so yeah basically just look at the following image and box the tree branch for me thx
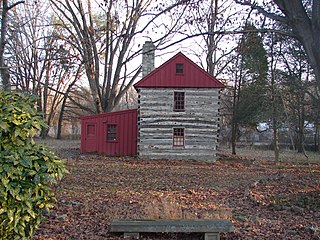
[234,0,288,24]
[7,0,25,10]
[157,28,295,51]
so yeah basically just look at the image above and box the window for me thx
[173,128,184,146]
[107,124,117,142]
[176,63,184,74]
[174,92,185,111]
[87,124,96,136]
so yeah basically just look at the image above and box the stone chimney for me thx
[142,41,155,78]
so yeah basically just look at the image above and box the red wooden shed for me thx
[80,109,138,156]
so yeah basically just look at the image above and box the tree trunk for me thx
[231,55,242,155]
[56,94,67,140]
[231,70,238,155]
[57,67,80,139]
[206,0,218,76]
[272,119,280,163]
[0,0,25,90]
[281,95,296,150]
[271,95,280,163]
[296,112,304,153]
[231,118,237,155]
[316,127,318,152]
[318,125,320,153]
[295,90,305,152]
[0,0,11,90]
[267,0,320,89]
[270,31,280,163]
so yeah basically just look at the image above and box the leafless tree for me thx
[184,0,242,77]
[0,0,25,90]
[49,0,191,113]
[7,1,82,137]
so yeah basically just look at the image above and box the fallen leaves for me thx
[32,146,320,240]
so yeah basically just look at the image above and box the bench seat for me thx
[109,219,234,240]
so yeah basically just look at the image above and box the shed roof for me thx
[134,52,224,88]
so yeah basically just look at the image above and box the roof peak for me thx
[134,52,225,89]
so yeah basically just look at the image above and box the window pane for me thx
[107,124,117,141]
[176,63,184,74]
[173,128,184,146]
[174,92,185,111]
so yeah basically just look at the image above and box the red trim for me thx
[173,128,184,147]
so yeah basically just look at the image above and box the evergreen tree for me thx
[237,22,268,126]
[230,22,268,154]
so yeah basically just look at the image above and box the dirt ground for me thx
[33,139,320,240]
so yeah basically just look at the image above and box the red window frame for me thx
[174,92,185,111]
[107,124,117,142]
[173,128,184,147]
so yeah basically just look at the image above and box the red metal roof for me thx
[134,52,225,88]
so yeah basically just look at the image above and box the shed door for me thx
[84,122,98,152]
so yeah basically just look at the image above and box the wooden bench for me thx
[109,219,234,240]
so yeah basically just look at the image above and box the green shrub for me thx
[0,91,68,239]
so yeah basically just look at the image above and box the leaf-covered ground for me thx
[33,141,320,240]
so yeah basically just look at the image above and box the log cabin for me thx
[81,42,224,161]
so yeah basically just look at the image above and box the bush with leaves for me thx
[0,91,68,239]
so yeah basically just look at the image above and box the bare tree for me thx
[49,0,190,113]
[185,0,242,77]
[0,0,25,90]
[7,1,82,137]
[56,64,83,139]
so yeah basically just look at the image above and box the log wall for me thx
[137,88,221,161]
